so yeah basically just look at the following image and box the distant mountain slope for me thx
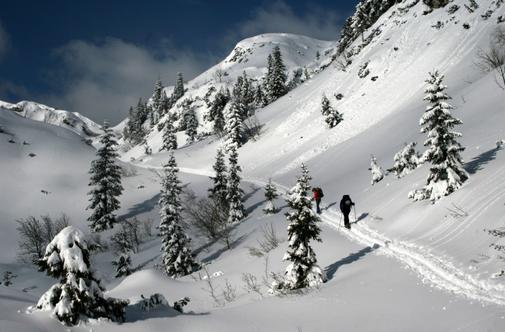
[0,100,103,138]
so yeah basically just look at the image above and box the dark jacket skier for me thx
[340,195,354,229]
[312,187,324,214]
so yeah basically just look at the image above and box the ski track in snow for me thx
[138,165,505,306]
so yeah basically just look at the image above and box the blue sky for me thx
[0,0,356,123]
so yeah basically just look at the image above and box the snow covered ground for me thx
[2,0,505,331]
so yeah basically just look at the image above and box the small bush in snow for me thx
[2,271,17,286]
[369,155,385,185]
[36,226,128,326]
[112,253,132,278]
[263,179,279,214]
[389,142,421,178]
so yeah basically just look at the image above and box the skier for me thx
[340,194,355,229]
[312,187,324,214]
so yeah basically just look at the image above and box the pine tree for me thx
[87,123,123,232]
[274,164,324,291]
[124,99,148,145]
[2,271,16,286]
[206,88,230,135]
[370,155,385,185]
[160,113,178,151]
[173,72,185,102]
[183,103,198,144]
[150,79,164,125]
[263,179,279,214]
[112,253,132,278]
[224,101,244,149]
[232,71,256,119]
[209,148,228,205]
[390,142,420,178]
[267,46,287,101]
[409,71,468,202]
[226,143,245,225]
[321,94,343,128]
[254,84,268,108]
[159,153,199,277]
[36,226,127,326]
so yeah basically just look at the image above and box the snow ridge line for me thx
[159,166,505,306]
[245,176,505,306]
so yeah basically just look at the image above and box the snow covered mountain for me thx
[0,100,103,138]
[3,0,505,331]
[120,33,334,156]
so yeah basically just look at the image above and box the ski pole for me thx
[353,205,357,223]
[339,213,343,227]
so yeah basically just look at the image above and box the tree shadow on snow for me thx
[243,185,261,202]
[118,193,160,221]
[246,199,268,215]
[324,202,337,210]
[324,244,380,281]
[464,146,501,175]
[123,304,208,323]
[201,233,250,264]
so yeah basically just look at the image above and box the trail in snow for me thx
[139,164,505,306]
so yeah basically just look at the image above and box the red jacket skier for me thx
[312,187,324,214]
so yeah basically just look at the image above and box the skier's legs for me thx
[344,213,350,229]
[316,199,321,214]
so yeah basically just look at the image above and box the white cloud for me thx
[229,1,343,42]
[43,38,214,124]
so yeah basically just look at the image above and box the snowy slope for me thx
[0,100,103,138]
[121,33,334,157]
[133,0,505,294]
[3,1,505,331]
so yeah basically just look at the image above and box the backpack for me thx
[317,188,324,198]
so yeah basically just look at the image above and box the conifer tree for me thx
[224,101,244,149]
[390,142,420,178]
[321,94,343,128]
[173,72,185,102]
[226,143,245,225]
[232,71,256,119]
[370,155,385,185]
[36,226,127,326]
[409,71,468,202]
[112,253,132,278]
[87,123,123,232]
[274,164,324,291]
[151,79,164,125]
[209,148,228,205]
[206,88,230,135]
[160,113,178,152]
[183,104,198,144]
[254,84,268,108]
[267,46,287,101]
[124,98,148,145]
[263,179,279,214]
[159,153,199,277]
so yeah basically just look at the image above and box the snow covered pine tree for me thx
[409,71,468,202]
[87,122,123,232]
[183,103,198,144]
[273,164,325,291]
[390,142,420,178]
[159,153,199,277]
[36,226,127,326]
[321,94,343,129]
[209,147,228,205]
[160,113,178,152]
[263,178,279,214]
[226,143,245,225]
[266,46,287,102]
[370,154,385,185]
